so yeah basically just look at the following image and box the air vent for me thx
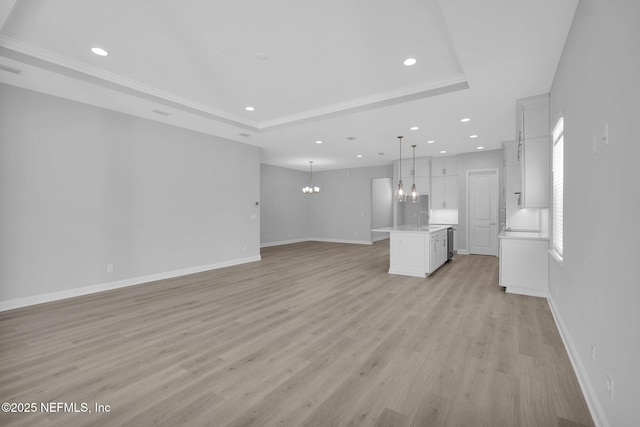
[238,133,251,137]
[0,64,22,75]
[151,109,170,116]
[346,136,357,141]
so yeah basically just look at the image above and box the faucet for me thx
[418,210,429,229]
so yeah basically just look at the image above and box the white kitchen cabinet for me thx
[398,156,430,180]
[429,229,448,273]
[431,175,458,209]
[499,233,549,297]
[395,157,431,191]
[431,156,457,177]
[376,226,449,278]
[430,155,458,209]
[516,94,550,208]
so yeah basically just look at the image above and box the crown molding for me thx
[0,35,260,131]
[1,34,468,133]
[257,74,469,131]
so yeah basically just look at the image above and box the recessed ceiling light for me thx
[470,134,478,138]
[245,106,255,111]
[427,140,435,144]
[477,146,484,150]
[410,126,419,131]
[346,136,357,141]
[461,117,471,122]
[356,154,363,158]
[91,47,109,56]
[315,140,323,144]
[403,58,417,66]
[440,150,447,154]
[378,153,385,156]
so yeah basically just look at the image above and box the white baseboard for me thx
[260,238,307,248]
[372,235,390,242]
[261,238,375,247]
[309,238,373,246]
[456,249,469,255]
[547,295,609,427]
[0,255,262,312]
[506,286,547,298]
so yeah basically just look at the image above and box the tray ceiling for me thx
[0,0,578,171]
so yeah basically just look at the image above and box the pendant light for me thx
[302,161,320,194]
[409,144,420,203]
[395,136,406,202]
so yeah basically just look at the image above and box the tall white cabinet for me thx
[516,94,550,208]
[430,157,458,209]
[499,93,551,298]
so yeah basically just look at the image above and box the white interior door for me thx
[468,169,499,255]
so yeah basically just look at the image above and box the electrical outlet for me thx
[591,344,596,364]
[606,372,614,401]
[107,264,114,273]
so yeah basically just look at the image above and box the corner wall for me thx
[260,164,309,246]
[0,84,261,308]
[309,165,393,244]
[260,164,393,246]
[548,1,640,426]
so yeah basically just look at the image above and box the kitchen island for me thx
[372,225,450,278]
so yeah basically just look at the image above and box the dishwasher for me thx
[447,227,455,261]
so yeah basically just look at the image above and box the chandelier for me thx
[302,161,320,194]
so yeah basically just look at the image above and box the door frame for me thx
[466,168,500,256]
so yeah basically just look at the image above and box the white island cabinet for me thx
[372,225,450,278]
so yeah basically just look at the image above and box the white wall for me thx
[260,164,309,246]
[0,84,260,307]
[454,149,504,252]
[371,177,393,241]
[309,165,392,244]
[260,164,392,245]
[548,1,640,426]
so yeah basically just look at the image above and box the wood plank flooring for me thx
[0,240,594,426]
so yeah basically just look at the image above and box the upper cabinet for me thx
[394,156,431,195]
[399,156,430,179]
[516,94,550,208]
[430,156,457,177]
[430,156,458,209]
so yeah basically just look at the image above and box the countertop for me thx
[499,230,549,240]
[372,225,451,234]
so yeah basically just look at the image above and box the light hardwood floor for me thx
[0,240,593,426]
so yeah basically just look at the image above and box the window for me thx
[552,116,564,261]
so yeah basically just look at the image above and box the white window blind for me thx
[552,117,564,258]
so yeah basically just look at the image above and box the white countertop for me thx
[499,230,549,240]
[372,225,451,234]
